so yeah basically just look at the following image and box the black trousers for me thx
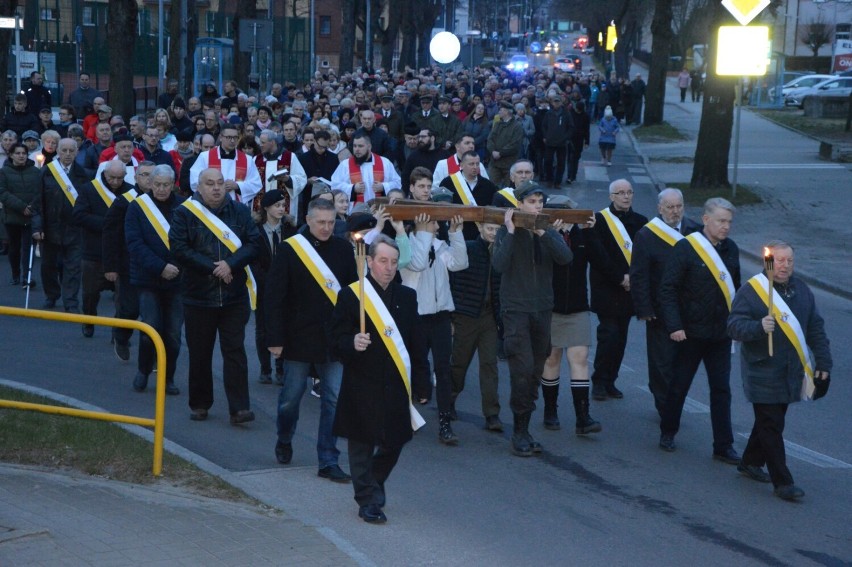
[81,258,114,318]
[591,314,632,387]
[254,293,283,376]
[347,439,403,508]
[543,145,567,184]
[567,141,583,182]
[40,233,82,311]
[646,318,678,415]
[5,223,32,281]
[184,301,251,415]
[410,311,452,411]
[113,275,140,346]
[660,337,734,453]
[742,403,794,488]
[503,309,551,415]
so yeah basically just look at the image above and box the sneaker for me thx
[607,161,612,166]
[114,341,130,362]
[310,377,321,398]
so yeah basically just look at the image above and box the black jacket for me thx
[552,225,608,315]
[169,194,259,307]
[0,159,40,226]
[659,234,740,341]
[589,204,648,317]
[250,219,297,299]
[629,216,703,319]
[330,275,418,448]
[439,174,499,240]
[72,177,135,262]
[1,110,39,138]
[401,148,448,194]
[102,187,143,275]
[125,193,186,290]
[541,106,575,147]
[450,236,502,327]
[264,225,358,363]
[32,161,89,244]
[570,108,591,148]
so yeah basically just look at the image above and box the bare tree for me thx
[340,0,356,73]
[644,0,674,125]
[107,0,138,119]
[799,18,835,57]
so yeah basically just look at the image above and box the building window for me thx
[83,7,96,26]
[319,16,331,37]
[40,9,58,21]
[838,24,851,41]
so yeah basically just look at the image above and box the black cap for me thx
[172,98,186,109]
[113,132,134,143]
[39,106,52,113]
[437,95,451,104]
[403,121,420,136]
[514,180,547,203]
[345,213,377,233]
[420,95,433,102]
[261,189,285,208]
[380,94,393,102]
[499,101,514,111]
[176,130,194,142]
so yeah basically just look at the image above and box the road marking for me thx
[736,434,852,469]
[728,164,846,170]
[584,165,611,182]
[628,167,644,173]
[632,175,652,185]
[636,385,708,413]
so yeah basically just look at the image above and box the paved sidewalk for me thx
[0,463,355,566]
[626,62,852,299]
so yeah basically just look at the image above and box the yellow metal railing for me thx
[0,306,167,476]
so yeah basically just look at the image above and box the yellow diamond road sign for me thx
[722,0,770,26]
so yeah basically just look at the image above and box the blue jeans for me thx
[276,360,343,468]
[138,287,183,382]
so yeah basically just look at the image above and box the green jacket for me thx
[486,117,524,167]
[0,159,40,226]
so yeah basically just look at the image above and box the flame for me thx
[763,247,770,258]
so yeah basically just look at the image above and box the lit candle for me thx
[36,154,45,168]
[763,247,774,357]
[353,233,366,334]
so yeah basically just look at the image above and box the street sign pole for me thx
[14,15,22,94]
[732,77,743,199]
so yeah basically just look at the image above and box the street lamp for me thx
[430,31,461,95]
[466,30,481,72]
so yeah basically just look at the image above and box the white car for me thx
[553,57,575,72]
[785,76,852,108]
[769,74,833,99]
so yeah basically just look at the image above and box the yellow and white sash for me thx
[350,279,426,431]
[497,187,518,207]
[47,161,78,206]
[686,232,735,310]
[121,188,139,203]
[286,234,341,305]
[645,217,683,247]
[747,274,816,400]
[136,194,170,250]
[600,208,633,264]
[92,179,116,208]
[449,172,477,206]
[181,199,258,310]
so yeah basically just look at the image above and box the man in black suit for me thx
[438,151,498,240]
[378,94,404,144]
[329,234,419,524]
[630,188,702,416]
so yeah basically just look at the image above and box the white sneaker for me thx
[607,161,612,166]
[310,377,321,398]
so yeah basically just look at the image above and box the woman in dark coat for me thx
[0,144,40,285]
[728,241,832,501]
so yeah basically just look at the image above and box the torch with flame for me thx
[764,247,774,357]
[353,232,366,334]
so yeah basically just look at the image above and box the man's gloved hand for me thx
[812,370,830,401]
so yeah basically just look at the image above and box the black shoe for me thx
[738,463,771,483]
[713,446,740,465]
[358,504,387,524]
[230,410,255,425]
[438,412,458,445]
[82,324,94,338]
[605,384,624,399]
[190,408,208,421]
[527,434,543,454]
[165,381,180,396]
[659,434,676,452]
[42,298,57,309]
[592,383,607,401]
[485,415,504,432]
[275,372,284,386]
[9,277,20,285]
[543,406,560,430]
[774,484,804,501]
[275,441,293,464]
[114,341,130,362]
[23,280,35,289]
[132,372,148,392]
[318,464,352,483]
[511,434,533,457]
[258,372,272,384]
[512,413,533,457]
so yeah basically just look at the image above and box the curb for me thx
[0,379,375,567]
[626,126,852,302]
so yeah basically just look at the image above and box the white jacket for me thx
[401,229,469,315]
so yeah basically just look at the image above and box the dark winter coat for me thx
[541,106,575,147]
[552,225,608,315]
[659,234,741,341]
[728,274,831,404]
[72,177,135,262]
[450,236,502,327]
[125,193,186,289]
[32,161,89,244]
[250,219,297,300]
[0,159,40,225]
[169,194,259,307]
[629,216,703,319]
[330,275,418,448]
[1,110,39,138]
[103,188,143,275]
[589,204,648,317]
[263,225,358,363]
[486,118,524,167]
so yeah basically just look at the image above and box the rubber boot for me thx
[541,377,561,430]
[438,411,458,445]
[572,385,602,435]
[511,413,533,457]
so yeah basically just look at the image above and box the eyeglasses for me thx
[661,203,683,211]
[611,191,634,197]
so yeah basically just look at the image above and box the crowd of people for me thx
[0,61,833,522]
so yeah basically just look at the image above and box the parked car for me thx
[506,54,530,73]
[771,74,834,100]
[785,76,852,108]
